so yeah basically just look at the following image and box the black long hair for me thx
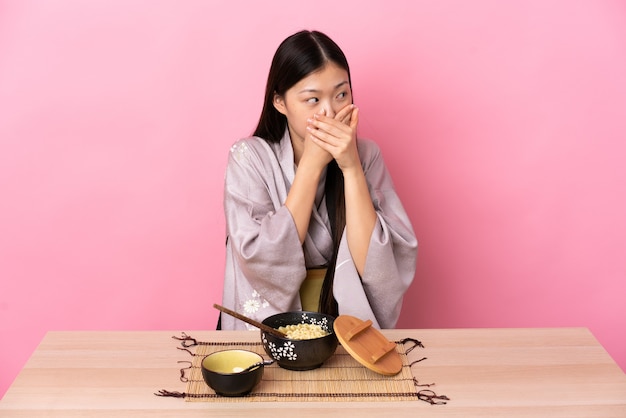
[253,30,351,317]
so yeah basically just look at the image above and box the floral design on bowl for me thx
[264,340,297,361]
[301,312,330,329]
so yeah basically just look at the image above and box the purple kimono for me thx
[221,129,417,330]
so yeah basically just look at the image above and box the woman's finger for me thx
[335,104,354,125]
[350,106,359,130]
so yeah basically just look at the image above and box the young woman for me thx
[220,30,417,330]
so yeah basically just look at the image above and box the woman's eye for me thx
[337,92,347,100]
[306,97,318,104]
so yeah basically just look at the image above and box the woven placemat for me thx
[156,333,449,403]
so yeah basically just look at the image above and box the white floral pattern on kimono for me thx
[240,290,270,330]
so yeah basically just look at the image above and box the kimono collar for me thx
[274,128,296,183]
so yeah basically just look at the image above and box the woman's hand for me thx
[306,104,361,173]
[299,110,334,170]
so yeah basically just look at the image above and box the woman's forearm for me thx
[342,164,377,275]
[284,162,323,244]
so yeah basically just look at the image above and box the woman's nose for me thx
[320,104,335,118]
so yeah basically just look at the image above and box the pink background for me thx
[1,0,625,398]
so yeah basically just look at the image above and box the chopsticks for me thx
[213,303,287,338]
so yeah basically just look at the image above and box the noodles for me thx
[277,323,329,340]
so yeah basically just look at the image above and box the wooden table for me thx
[1,328,625,417]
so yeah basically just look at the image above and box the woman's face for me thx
[273,62,352,145]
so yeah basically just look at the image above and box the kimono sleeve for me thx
[223,139,306,308]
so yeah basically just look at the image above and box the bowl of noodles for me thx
[260,311,338,371]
